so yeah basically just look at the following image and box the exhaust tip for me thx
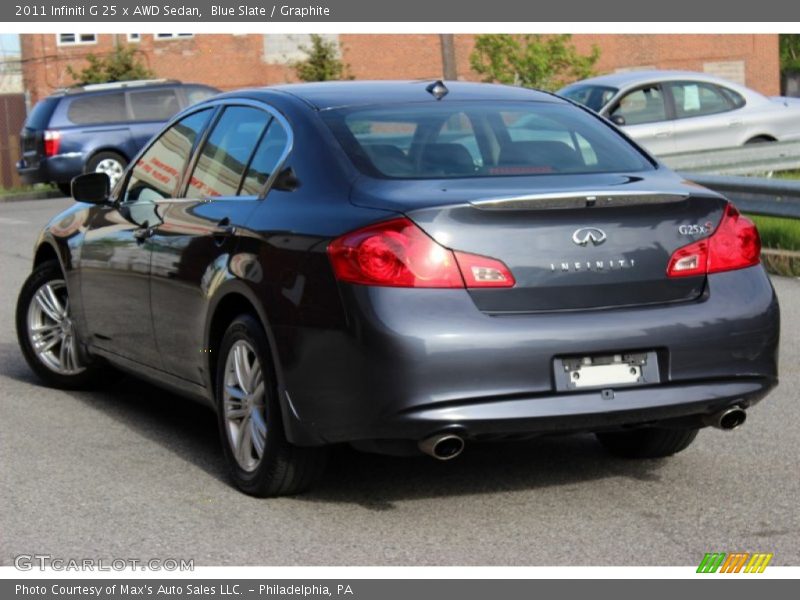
[419,434,465,460]
[705,406,747,431]
[718,407,747,430]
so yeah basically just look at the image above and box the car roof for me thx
[256,80,563,110]
[50,80,214,99]
[561,70,753,92]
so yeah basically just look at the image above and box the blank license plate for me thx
[554,352,659,391]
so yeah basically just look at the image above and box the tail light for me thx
[43,130,61,157]
[667,204,760,278]
[327,217,515,289]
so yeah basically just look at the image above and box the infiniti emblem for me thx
[572,227,607,246]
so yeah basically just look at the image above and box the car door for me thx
[78,108,214,367]
[665,81,742,153]
[607,84,675,156]
[148,103,289,383]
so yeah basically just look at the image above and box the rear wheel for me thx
[596,427,698,459]
[744,136,776,145]
[16,260,100,388]
[86,151,127,188]
[216,314,327,496]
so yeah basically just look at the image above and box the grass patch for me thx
[774,170,800,180]
[746,213,800,276]
[0,183,56,198]
[748,214,800,252]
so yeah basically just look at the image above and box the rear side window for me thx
[240,119,289,195]
[186,106,271,198]
[124,109,212,202]
[323,101,653,179]
[129,89,181,121]
[24,97,59,130]
[668,82,734,118]
[67,92,126,125]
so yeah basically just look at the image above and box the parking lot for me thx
[1,196,799,566]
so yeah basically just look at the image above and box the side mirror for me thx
[610,114,626,127]
[71,173,110,204]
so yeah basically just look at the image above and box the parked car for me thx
[16,81,779,497]
[558,70,800,155]
[16,79,219,195]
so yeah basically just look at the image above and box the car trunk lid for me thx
[350,173,728,312]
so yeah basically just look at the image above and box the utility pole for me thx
[439,34,457,80]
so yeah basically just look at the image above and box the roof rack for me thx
[57,78,181,95]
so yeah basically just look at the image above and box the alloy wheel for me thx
[222,340,268,472]
[26,279,84,375]
[94,158,124,187]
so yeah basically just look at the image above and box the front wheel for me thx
[216,314,327,497]
[595,427,698,459]
[16,260,100,388]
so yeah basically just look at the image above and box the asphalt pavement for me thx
[1,197,798,566]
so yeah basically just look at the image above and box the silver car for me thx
[559,70,800,156]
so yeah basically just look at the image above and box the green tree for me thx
[780,34,800,72]
[67,44,154,85]
[470,34,600,91]
[292,35,351,82]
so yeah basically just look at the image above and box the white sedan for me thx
[558,70,800,156]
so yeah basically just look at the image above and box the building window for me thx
[154,33,194,41]
[263,34,339,64]
[127,34,141,43]
[57,34,98,46]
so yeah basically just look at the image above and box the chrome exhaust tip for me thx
[705,406,747,431]
[418,433,465,460]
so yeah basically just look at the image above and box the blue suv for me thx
[17,79,219,195]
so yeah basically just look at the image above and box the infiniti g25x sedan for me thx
[16,81,780,496]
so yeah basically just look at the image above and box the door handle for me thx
[654,130,672,138]
[212,218,236,246]
[212,217,236,237]
[133,227,154,243]
[728,120,743,127]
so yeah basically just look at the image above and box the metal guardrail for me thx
[664,140,800,175]
[682,173,800,219]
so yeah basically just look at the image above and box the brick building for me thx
[20,33,780,104]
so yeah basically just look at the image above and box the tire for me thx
[744,136,775,145]
[86,151,127,188]
[595,427,699,459]
[56,182,72,197]
[215,314,327,497]
[16,260,101,389]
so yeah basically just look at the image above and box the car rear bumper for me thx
[276,265,780,446]
[17,153,84,185]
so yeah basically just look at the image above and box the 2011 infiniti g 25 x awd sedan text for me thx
[16,81,780,496]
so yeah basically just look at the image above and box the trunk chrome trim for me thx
[470,190,690,210]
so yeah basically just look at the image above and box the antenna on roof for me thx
[426,80,449,100]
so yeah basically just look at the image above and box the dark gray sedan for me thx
[16,81,779,496]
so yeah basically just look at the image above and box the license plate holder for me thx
[554,351,660,391]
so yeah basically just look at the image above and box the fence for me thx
[0,93,26,189]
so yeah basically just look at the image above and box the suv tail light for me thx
[327,217,515,289]
[43,130,61,157]
[667,204,760,278]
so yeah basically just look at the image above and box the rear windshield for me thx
[322,101,652,180]
[559,85,618,112]
[24,97,59,130]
